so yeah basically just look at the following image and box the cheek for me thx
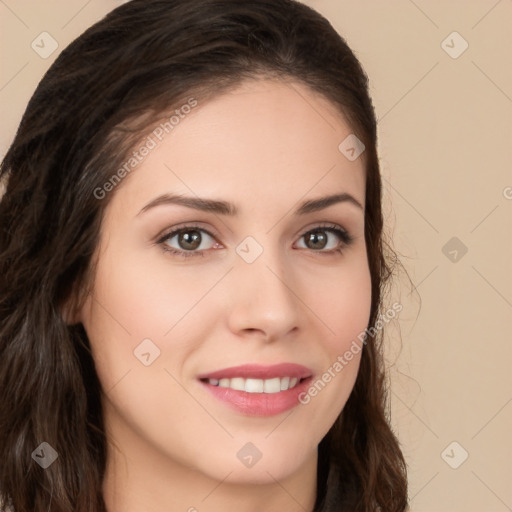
[87,245,218,338]
[81,246,226,388]
[309,253,372,352]
[299,254,371,412]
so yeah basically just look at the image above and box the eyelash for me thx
[156,223,354,259]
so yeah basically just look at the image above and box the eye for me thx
[157,225,221,258]
[295,224,353,255]
[156,222,354,259]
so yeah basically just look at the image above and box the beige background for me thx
[1,1,511,510]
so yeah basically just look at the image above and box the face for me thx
[78,78,371,487]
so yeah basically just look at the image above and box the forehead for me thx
[107,78,366,217]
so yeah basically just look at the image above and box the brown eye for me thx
[296,225,353,254]
[175,229,202,250]
[304,230,328,250]
[159,226,218,257]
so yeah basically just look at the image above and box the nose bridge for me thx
[227,237,301,339]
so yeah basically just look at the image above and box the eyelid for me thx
[296,222,354,250]
[297,222,351,239]
[155,223,222,259]
[155,222,220,244]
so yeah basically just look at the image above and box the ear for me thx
[61,295,82,325]
[60,282,87,326]
[61,300,82,325]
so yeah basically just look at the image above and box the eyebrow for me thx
[137,192,363,217]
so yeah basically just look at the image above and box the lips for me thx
[197,363,314,417]
[197,363,313,381]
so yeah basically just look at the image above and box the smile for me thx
[201,376,305,393]
[197,363,314,416]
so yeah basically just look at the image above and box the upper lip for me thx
[197,363,313,381]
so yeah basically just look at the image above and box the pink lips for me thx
[197,363,314,417]
[197,363,313,381]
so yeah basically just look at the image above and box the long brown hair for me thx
[0,1,408,510]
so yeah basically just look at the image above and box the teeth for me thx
[208,376,303,393]
[263,377,280,393]
[230,377,245,391]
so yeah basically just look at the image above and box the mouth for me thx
[196,363,314,417]
[199,375,309,393]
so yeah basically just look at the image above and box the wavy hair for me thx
[0,0,408,510]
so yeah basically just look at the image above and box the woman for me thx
[0,0,408,510]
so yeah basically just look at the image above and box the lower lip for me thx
[198,377,313,417]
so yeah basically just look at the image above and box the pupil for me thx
[180,230,201,250]
[308,231,326,250]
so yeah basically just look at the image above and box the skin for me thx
[75,77,372,512]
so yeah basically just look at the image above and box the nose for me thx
[226,245,301,343]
